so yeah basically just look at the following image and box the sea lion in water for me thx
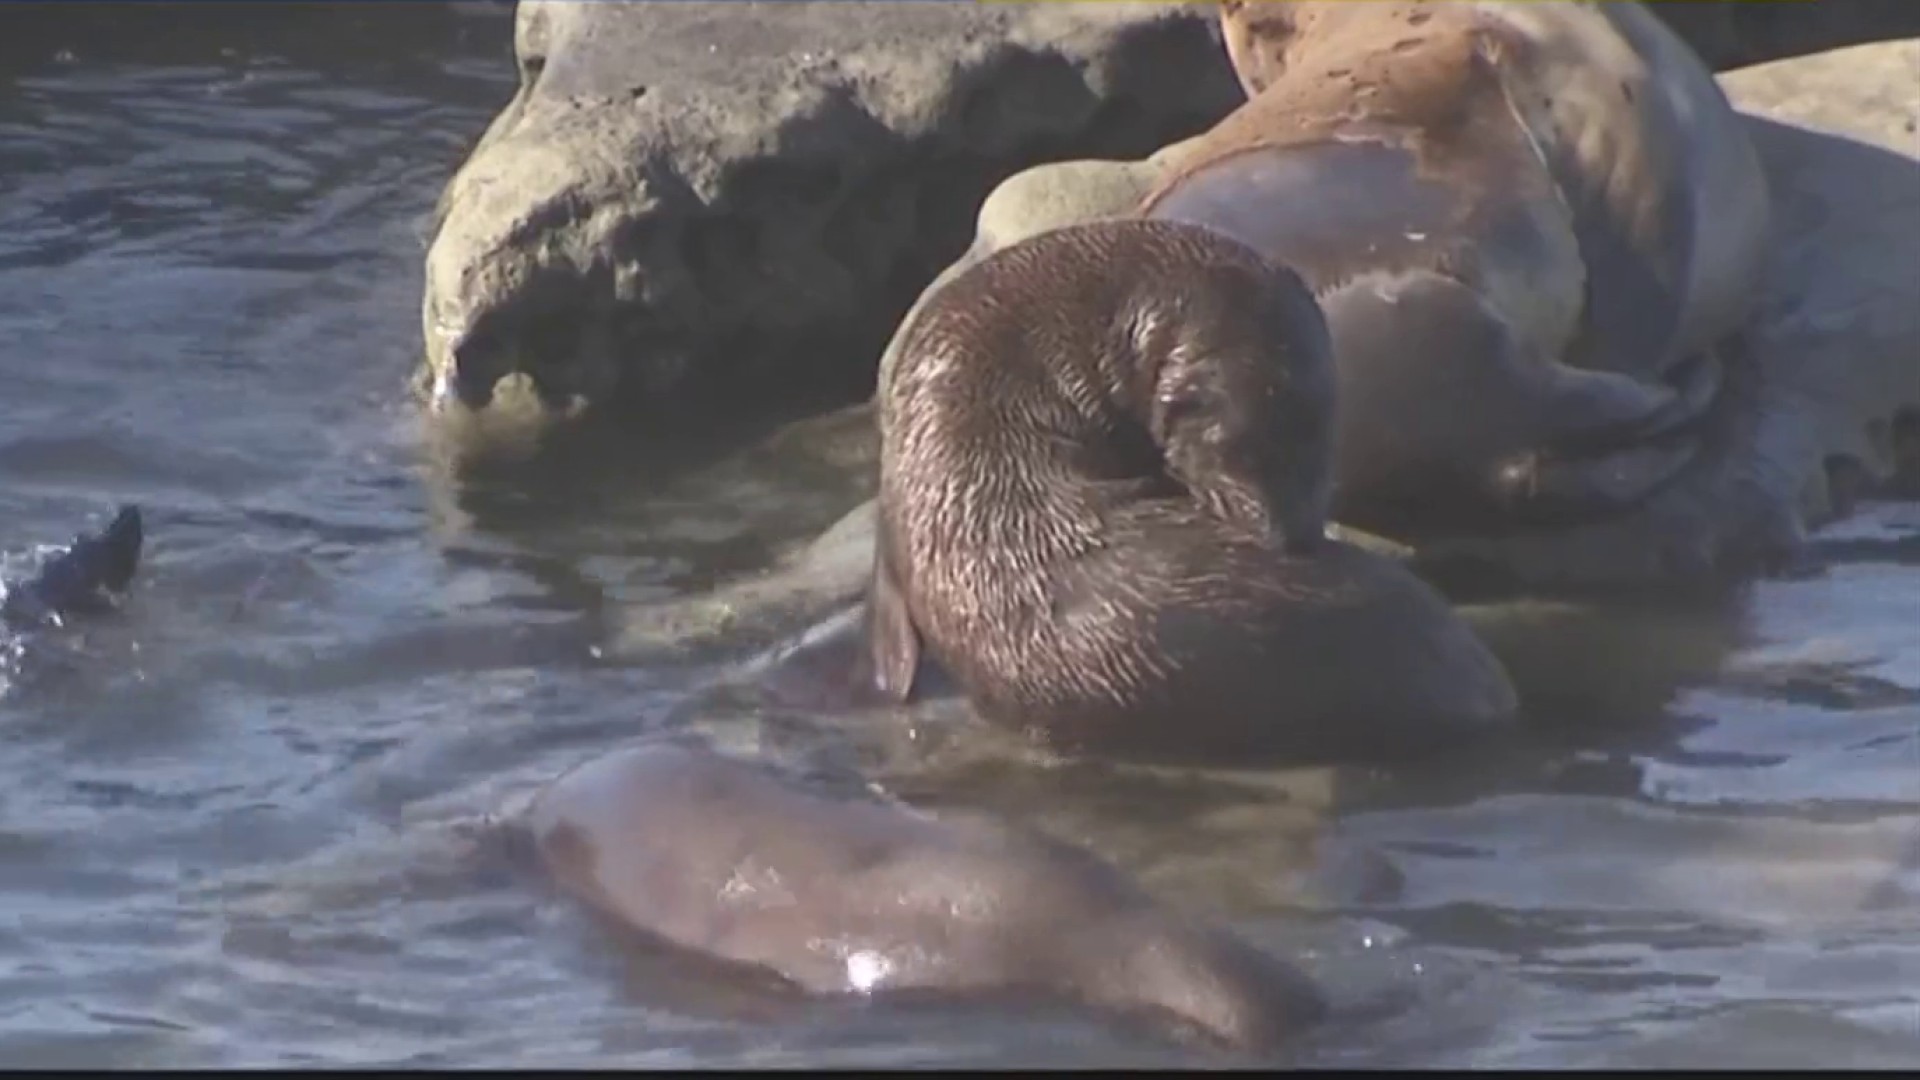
[1,505,143,631]
[1154,0,1773,550]
[868,218,1516,763]
[528,741,1328,1053]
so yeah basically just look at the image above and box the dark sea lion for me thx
[868,218,1516,763]
[1,504,144,631]
[1155,1,1771,550]
[528,741,1328,1053]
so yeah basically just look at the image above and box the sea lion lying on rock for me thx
[1153,0,1779,576]
[867,218,1515,763]
[527,740,1329,1054]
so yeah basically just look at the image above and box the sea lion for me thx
[868,218,1516,763]
[1153,0,1773,552]
[1,504,143,631]
[528,740,1328,1053]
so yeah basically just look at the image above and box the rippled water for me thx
[0,9,1914,1069]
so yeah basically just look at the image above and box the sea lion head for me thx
[1125,243,1337,551]
[1087,913,1329,1054]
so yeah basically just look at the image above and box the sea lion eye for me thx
[1156,381,1210,430]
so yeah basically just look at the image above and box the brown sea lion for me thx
[1155,0,1773,553]
[867,218,1516,763]
[2,505,143,632]
[528,741,1328,1053]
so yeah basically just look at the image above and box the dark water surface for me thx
[0,7,1915,1069]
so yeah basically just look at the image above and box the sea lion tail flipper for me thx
[864,542,921,703]
[1494,359,1719,515]
[1528,348,1719,456]
[1321,271,1703,524]
[83,504,144,593]
[2,503,144,627]
[55,503,143,597]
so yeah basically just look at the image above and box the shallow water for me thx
[0,9,1915,1069]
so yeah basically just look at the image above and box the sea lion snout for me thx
[1139,260,1337,549]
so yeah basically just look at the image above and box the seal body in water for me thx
[1,505,143,631]
[1151,0,1773,552]
[528,741,1328,1053]
[867,218,1516,763]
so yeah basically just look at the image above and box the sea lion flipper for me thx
[1487,355,1724,517]
[864,540,921,703]
[2,503,145,630]
[1525,349,1726,451]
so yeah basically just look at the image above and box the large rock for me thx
[419,1,1920,438]
[419,0,1242,428]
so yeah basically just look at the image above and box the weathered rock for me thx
[420,0,1243,427]
[419,1,1920,439]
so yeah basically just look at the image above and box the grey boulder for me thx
[419,0,1240,426]
[608,38,1920,657]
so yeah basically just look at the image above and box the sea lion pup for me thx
[528,741,1327,1053]
[1155,0,1773,554]
[1,505,143,631]
[867,218,1516,763]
